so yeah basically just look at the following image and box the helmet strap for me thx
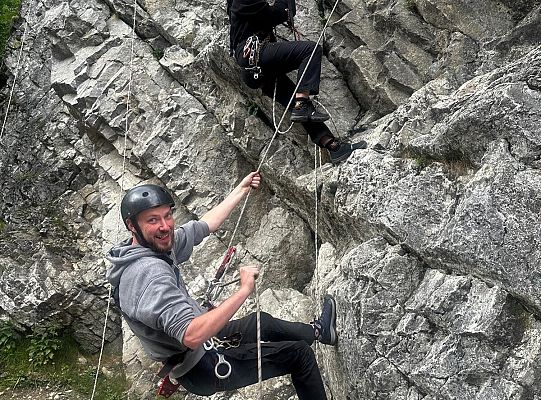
[131,219,151,248]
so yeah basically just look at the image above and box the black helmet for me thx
[121,184,175,228]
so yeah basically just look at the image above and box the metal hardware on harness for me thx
[243,35,262,79]
[203,334,242,380]
[203,246,237,309]
[215,353,232,379]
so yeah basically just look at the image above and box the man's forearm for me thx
[182,287,251,349]
[200,184,249,232]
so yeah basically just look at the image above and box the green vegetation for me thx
[152,47,165,60]
[0,0,21,61]
[414,155,430,170]
[28,324,62,367]
[0,322,127,400]
[247,100,259,116]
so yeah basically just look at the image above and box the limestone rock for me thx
[1,0,541,398]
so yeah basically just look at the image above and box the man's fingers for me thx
[250,173,261,189]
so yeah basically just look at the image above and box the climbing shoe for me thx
[313,295,337,346]
[328,140,368,164]
[290,98,329,123]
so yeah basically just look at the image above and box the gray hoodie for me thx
[106,219,210,376]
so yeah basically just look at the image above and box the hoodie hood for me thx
[106,238,165,287]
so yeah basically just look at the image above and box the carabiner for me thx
[214,353,232,379]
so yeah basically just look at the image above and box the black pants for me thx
[237,40,334,145]
[178,312,327,400]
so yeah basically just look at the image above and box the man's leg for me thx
[261,74,368,163]
[178,298,338,398]
[259,41,329,123]
[218,311,315,345]
[179,341,328,400]
[259,40,322,95]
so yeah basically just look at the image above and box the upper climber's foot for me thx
[328,140,368,164]
[291,99,329,123]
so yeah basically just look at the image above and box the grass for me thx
[0,326,127,400]
[0,0,21,62]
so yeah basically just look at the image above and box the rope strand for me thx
[226,0,342,250]
[256,0,341,171]
[255,283,263,399]
[90,0,138,397]
[1,20,28,139]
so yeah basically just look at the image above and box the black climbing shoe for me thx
[313,295,337,346]
[290,99,329,123]
[328,140,368,164]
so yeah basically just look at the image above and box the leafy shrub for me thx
[0,0,21,61]
[28,324,61,367]
[0,321,19,352]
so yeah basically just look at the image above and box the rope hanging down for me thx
[205,0,342,305]
[0,18,29,140]
[206,0,343,392]
[209,0,340,284]
[91,1,138,398]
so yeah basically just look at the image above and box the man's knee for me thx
[292,340,317,360]
[303,41,322,56]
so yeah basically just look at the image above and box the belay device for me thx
[202,246,238,309]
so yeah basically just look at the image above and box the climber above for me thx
[106,174,338,399]
[228,0,367,164]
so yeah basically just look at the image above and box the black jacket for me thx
[228,0,293,57]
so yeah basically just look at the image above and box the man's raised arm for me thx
[200,171,260,233]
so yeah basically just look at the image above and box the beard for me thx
[147,231,174,253]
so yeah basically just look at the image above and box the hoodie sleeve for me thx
[172,220,210,264]
[123,259,198,346]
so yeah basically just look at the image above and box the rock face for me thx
[1,0,540,398]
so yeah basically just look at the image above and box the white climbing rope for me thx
[0,19,28,139]
[226,0,342,251]
[90,0,138,398]
[312,97,339,137]
[314,145,322,312]
[219,1,343,395]
[272,78,294,134]
[255,283,263,398]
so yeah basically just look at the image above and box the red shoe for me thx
[157,375,181,398]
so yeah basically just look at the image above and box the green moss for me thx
[414,155,430,169]
[0,324,127,399]
[0,0,21,61]
[247,100,259,116]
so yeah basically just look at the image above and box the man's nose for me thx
[157,217,169,229]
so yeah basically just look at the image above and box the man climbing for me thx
[228,0,367,163]
[106,172,338,399]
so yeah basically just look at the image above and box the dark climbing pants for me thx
[178,312,328,400]
[237,40,335,146]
